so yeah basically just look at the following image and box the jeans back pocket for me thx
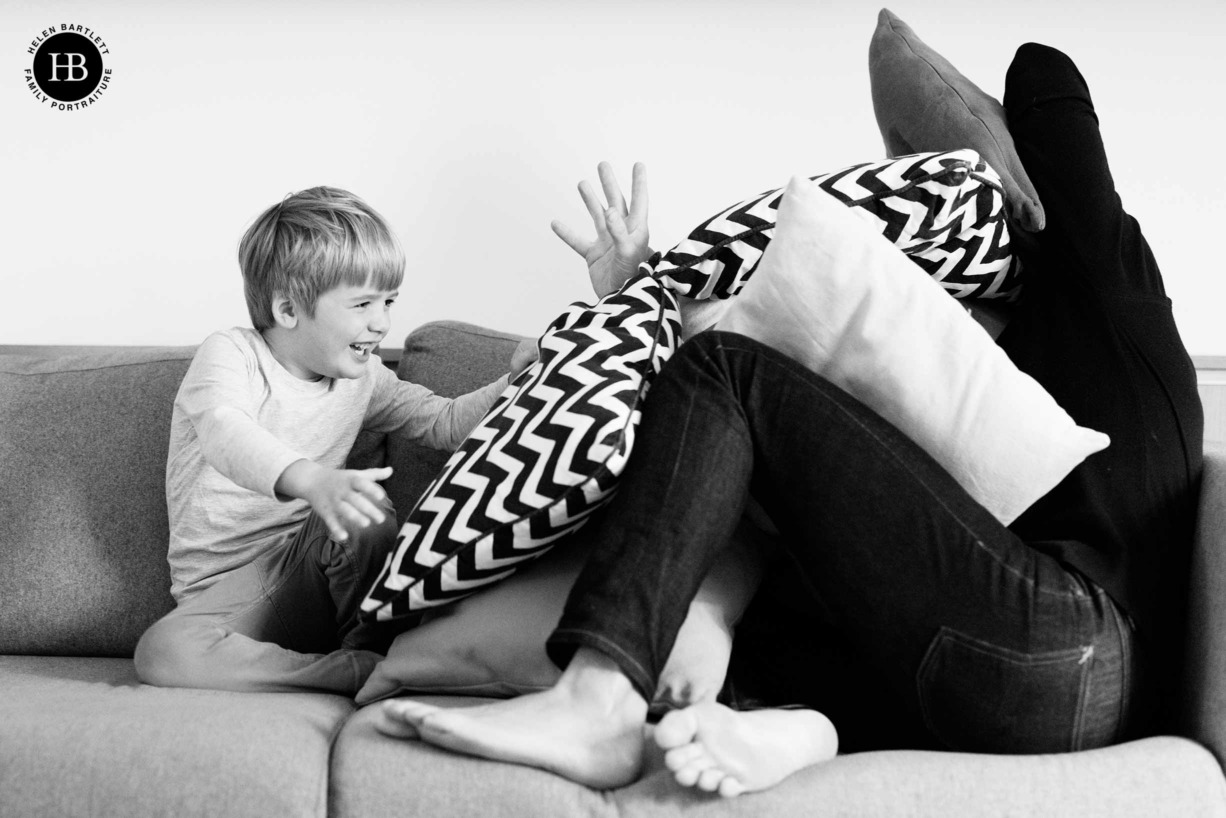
[917,626,1092,753]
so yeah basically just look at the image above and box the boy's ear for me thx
[271,294,299,329]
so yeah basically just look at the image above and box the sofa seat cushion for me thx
[0,656,354,818]
[332,700,617,817]
[332,698,1225,818]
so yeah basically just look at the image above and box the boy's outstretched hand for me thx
[552,162,651,299]
[276,459,392,543]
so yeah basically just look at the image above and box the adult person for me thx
[381,43,1204,797]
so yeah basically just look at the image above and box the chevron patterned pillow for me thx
[360,272,682,623]
[651,149,1021,308]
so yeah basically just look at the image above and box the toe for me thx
[674,761,707,788]
[654,707,700,750]
[697,767,727,793]
[718,776,747,798]
[663,742,706,772]
[373,708,421,740]
[673,753,718,788]
[383,698,441,728]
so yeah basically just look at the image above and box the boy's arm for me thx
[365,356,522,451]
[179,333,308,498]
[182,334,391,542]
[273,458,391,542]
[366,166,648,448]
[551,161,651,298]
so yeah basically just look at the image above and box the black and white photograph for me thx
[3,1,1225,816]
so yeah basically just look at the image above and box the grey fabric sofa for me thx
[3,320,1226,818]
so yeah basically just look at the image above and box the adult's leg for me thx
[382,333,1132,791]
[551,332,1132,752]
[377,335,809,789]
[998,43,1201,737]
[134,499,398,695]
[1002,43,1163,296]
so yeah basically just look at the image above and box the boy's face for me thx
[281,283,398,380]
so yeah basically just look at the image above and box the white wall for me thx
[4,0,1224,355]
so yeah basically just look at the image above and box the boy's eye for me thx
[385,298,396,307]
[354,301,371,309]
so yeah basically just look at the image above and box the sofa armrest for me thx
[1185,444,1226,770]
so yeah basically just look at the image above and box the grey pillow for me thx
[868,9,1045,233]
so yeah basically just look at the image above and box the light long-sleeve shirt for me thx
[165,327,507,600]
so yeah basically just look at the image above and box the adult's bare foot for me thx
[372,702,420,739]
[654,702,838,797]
[654,600,732,710]
[378,648,649,790]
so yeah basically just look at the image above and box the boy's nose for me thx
[370,308,391,333]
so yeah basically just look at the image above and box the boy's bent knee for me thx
[341,496,399,559]
[133,615,216,689]
[329,491,394,539]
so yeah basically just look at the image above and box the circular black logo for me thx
[24,25,113,111]
[33,33,103,101]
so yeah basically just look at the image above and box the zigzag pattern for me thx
[361,274,681,622]
[650,149,1022,303]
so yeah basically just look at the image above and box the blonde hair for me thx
[238,187,405,331]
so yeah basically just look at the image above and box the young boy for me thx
[134,186,534,695]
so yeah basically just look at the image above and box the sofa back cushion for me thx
[0,348,191,656]
[0,329,514,657]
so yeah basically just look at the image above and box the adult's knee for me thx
[664,330,759,384]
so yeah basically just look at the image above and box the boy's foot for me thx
[378,650,649,790]
[654,702,838,797]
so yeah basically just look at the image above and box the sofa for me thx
[3,319,1226,818]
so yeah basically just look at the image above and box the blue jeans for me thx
[548,331,1138,754]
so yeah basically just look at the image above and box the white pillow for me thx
[718,176,1108,525]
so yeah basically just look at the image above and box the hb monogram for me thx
[47,53,89,82]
